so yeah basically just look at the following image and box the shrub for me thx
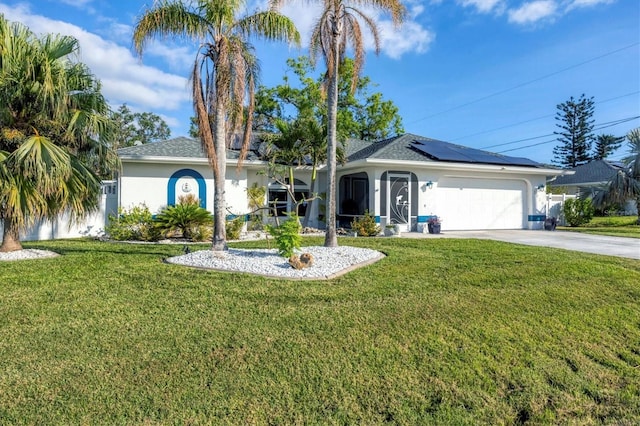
[190,225,213,242]
[106,204,161,241]
[350,210,381,236]
[265,214,302,258]
[154,198,212,240]
[563,198,594,227]
[226,216,245,240]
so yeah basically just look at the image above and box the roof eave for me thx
[343,158,570,175]
[120,155,267,168]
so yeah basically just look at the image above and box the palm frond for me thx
[133,1,209,56]
[235,11,301,46]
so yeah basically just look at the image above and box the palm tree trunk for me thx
[324,29,340,248]
[212,104,228,252]
[0,218,23,252]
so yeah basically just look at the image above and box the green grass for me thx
[558,215,640,238]
[1,237,639,424]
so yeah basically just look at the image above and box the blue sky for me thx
[1,0,638,164]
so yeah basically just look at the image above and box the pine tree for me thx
[552,94,595,168]
[593,134,624,160]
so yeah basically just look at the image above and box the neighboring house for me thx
[548,160,637,215]
[118,133,569,232]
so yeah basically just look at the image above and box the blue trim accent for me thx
[528,215,546,222]
[168,169,206,208]
[418,215,437,223]
[374,216,381,223]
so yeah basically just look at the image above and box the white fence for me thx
[0,181,118,242]
[545,193,576,226]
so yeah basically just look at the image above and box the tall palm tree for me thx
[133,0,300,251]
[302,0,405,247]
[0,16,114,252]
[592,128,640,224]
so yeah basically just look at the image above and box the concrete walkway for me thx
[402,230,640,260]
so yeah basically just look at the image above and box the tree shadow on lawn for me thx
[22,239,205,258]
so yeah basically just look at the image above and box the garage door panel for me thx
[437,178,525,230]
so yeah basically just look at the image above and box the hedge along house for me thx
[117,133,569,232]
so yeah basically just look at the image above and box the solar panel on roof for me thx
[411,139,539,167]
[410,140,469,162]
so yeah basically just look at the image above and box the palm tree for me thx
[592,128,640,224]
[0,16,114,252]
[133,0,300,251]
[264,118,308,216]
[302,0,405,247]
[297,116,328,228]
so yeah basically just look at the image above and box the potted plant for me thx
[427,216,442,234]
[384,224,400,237]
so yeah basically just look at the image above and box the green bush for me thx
[350,210,381,237]
[563,198,595,227]
[226,216,245,240]
[266,214,302,258]
[154,199,212,240]
[106,204,161,241]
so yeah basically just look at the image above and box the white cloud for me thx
[508,0,558,24]
[57,0,96,15]
[565,0,615,12]
[0,3,191,111]
[458,0,505,13]
[379,21,435,59]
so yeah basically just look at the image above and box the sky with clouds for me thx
[1,0,637,163]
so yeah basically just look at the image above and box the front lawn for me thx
[1,238,639,424]
[558,215,640,238]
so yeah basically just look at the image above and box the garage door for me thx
[436,177,526,230]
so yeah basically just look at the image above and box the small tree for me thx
[111,104,171,148]
[265,213,302,258]
[552,94,595,168]
[563,198,594,227]
[593,134,624,160]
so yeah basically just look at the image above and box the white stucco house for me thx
[117,133,569,232]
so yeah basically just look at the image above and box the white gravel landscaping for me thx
[1,244,384,280]
[165,246,385,279]
[0,249,59,261]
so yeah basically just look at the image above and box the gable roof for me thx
[549,160,625,186]
[347,133,543,167]
[117,136,261,161]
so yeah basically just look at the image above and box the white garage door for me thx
[437,177,526,230]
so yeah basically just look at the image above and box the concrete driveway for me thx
[402,230,640,260]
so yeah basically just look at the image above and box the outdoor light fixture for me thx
[537,184,545,191]
[422,181,433,191]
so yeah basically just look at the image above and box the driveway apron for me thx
[402,230,640,260]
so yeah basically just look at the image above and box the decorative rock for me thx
[299,252,314,267]
[289,252,314,269]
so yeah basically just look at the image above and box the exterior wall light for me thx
[537,184,545,191]
[422,181,433,191]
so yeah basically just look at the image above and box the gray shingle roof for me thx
[346,133,542,166]
[119,133,542,168]
[549,160,624,186]
[117,136,261,161]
